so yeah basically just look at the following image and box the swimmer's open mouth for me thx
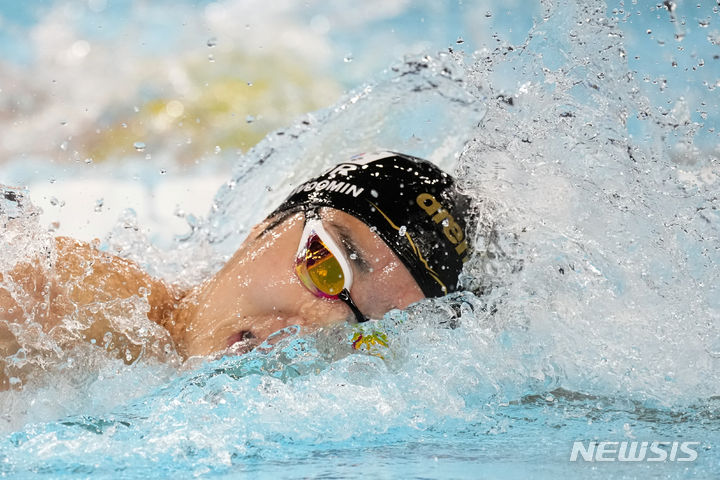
[226,330,258,354]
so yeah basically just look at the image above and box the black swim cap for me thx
[272,152,473,297]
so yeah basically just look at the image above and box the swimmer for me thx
[0,152,472,388]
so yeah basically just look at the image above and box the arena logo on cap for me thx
[416,193,470,262]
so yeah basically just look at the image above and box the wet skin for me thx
[0,208,424,387]
[171,208,425,357]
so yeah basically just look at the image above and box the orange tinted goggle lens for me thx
[296,235,345,297]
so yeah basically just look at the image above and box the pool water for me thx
[1,0,719,478]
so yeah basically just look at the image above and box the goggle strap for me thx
[339,288,368,323]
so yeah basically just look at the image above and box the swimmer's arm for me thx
[0,261,57,389]
[0,237,179,387]
[52,237,177,321]
[0,237,177,330]
[48,237,179,345]
[0,304,21,390]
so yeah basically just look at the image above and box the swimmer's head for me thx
[270,151,473,297]
[175,152,474,357]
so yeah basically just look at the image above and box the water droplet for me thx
[247,81,253,87]
[208,54,215,62]
[166,100,184,118]
[310,14,330,34]
[120,122,127,128]
[71,40,91,59]
[343,54,353,63]
[133,141,146,152]
[456,37,464,44]
[60,141,68,151]
[370,189,379,198]
[159,168,167,175]
[214,145,222,154]
[145,153,151,160]
[88,0,106,13]
[349,253,358,260]
[485,11,492,17]
[134,106,140,113]
[60,121,67,126]
[84,157,93,164]
[698,18,710,28]
[442,218,450,227]
[646,29,652,34]
[207,37,217,47]
[94,198,104,212]
[246,115,255,123]
[398,225,407,236]
[707,337,720,358]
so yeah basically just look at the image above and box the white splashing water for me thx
[455,1,720,403]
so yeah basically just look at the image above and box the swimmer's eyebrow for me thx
[327,222,372,274]
[255,210,295,239]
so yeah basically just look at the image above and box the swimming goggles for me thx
[294,212,368,323]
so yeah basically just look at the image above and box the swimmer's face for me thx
[177,208,425,357]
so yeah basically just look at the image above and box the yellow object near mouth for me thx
[351,330,389,359]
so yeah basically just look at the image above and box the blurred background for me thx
[0,0,717,244]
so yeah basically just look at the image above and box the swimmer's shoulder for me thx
[53,236,179,326]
